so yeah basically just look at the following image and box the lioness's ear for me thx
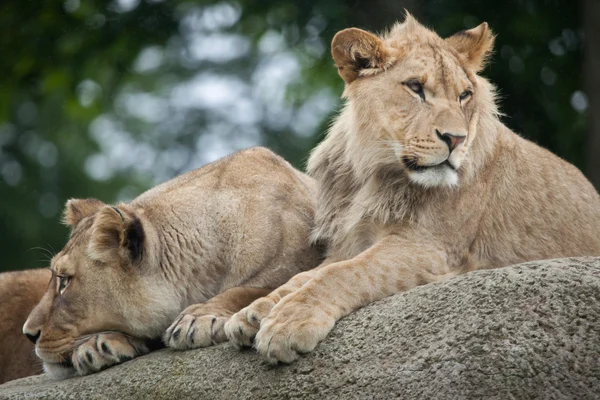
[331,28,393,83]
[62,198,105,227]
[88,205,145,264]
[446,22,495,72]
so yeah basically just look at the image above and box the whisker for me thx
[28,245,57,267]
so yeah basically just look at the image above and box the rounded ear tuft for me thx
[62,198,105,227]
[87,206,145,264]
[88,206,125,263]
[446,22,495,72]
[331,28,393,83]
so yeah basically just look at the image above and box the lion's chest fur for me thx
[311,156,481,264]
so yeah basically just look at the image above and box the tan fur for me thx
[225,15,600,363]
[0,269,50,384]
[22,147,323,378]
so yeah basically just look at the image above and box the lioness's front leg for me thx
[253,235,452,364]
[164,287,271,350]
[71,332,151,376]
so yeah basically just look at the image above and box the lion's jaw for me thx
[338,94,472,189]
[42,360,76,380]
[405,163,459,188]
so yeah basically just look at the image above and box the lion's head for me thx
[330,14,497,187]
[22,199,179,378]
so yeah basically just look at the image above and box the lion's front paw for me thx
[254,295,335,364]
[71,332,149,376]
[164,305,228,350]
[224,296,276,348]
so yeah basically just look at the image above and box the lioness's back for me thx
[129,147,320,289]
[0,268,51,384]
[134,147,315,205]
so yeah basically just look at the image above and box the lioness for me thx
[0,269,50,384]
[224,15,600,363]
[23,147,322,378]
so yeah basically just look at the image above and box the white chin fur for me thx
[408,167,458,188]
[44,362,76,380]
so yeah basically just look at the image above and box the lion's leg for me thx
[71,332,151,376]
[252,235,453,363]
[164,287,271,350]
[225,258,337,348]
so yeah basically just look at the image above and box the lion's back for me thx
[129,147,321,289]
[134,147,315,206]
[475,129,600,266]
[0,268,51,384]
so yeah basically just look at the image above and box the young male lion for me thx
[224,15,600,363]
[23,147,322,378]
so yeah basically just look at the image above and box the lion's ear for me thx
[62,198,105,227]
[446,22,495,72]
[88,206,145,264]
[331,28,393,84]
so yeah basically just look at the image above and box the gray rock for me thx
[2,257,600,400]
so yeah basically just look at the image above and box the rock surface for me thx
[2,257,600,399]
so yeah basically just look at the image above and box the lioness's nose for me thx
[23,291,51,345]
[23,327,41,344]
[437,130,466,152]
[23,316,43,344]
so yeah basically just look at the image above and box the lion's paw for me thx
[254,296,335,364]
[164,305,228,350]
[224,296,276,348]
[71,332,149,376]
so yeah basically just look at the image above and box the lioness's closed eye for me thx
[23,147,323,378]
[225,14,600,364]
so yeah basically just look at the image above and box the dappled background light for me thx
[0,0,598,271]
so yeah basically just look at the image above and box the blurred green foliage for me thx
[0,0,595,271]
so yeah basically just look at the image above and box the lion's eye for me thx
[459,90,472,102]
[58,276,71,294]
[404,80,425,101]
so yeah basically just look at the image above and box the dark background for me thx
[1,0,598,272]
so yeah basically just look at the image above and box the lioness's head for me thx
[23,199,179,378]
[331,14,497,187]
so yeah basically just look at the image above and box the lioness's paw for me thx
[254,295,335,364]
[71,332,149,376]
[224,296,276,348]
[164,306,228,350]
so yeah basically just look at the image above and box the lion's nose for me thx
[436,130,466,152]
[24,330,40,344]
[23,325,41,344]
